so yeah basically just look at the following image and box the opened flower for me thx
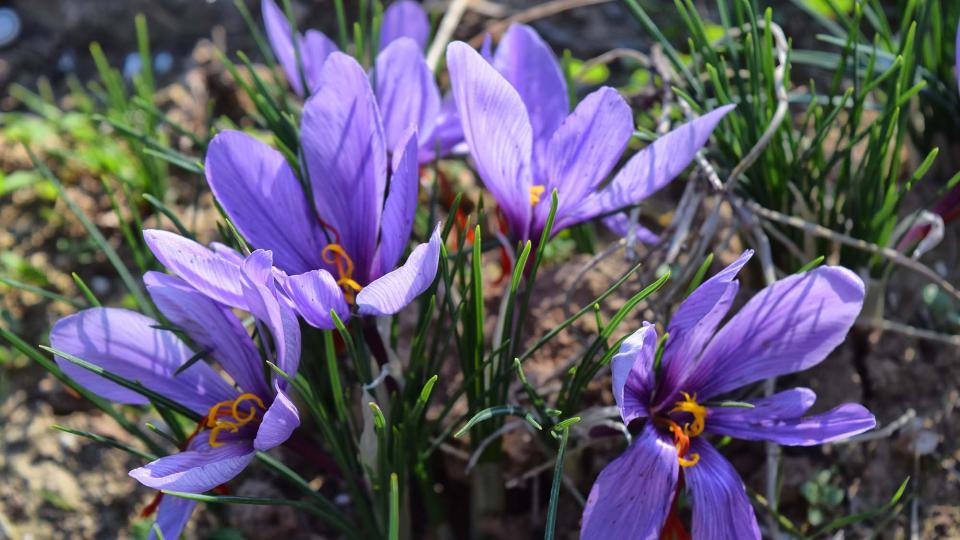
[581,251,876,538]
[146,51,441,329]
[50,249,301,540]
[446,24,734,244]
[262,0,463,160]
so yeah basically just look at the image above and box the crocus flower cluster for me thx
[263,0,464,161]
[581,251,876,538]
[152,50,441,329]
[446,25,734,244]
[40,5,882,538]
[51,249,301,540]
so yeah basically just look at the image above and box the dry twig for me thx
[467,0,615,46]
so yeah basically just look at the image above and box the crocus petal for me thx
[262,0,303,96]
[150,494,197,540]
[301,30,339,93]
[708,387,817,425]
[277,269,350,330]
[544,87,632,231]
[376,38,440,150]
[685,439,761,540]
[600,214,660,244]
[709,402,876,446]
[144,272,270,398]
[210,242,245,265]
[447,41,533,240]
[356,224,441,316]
[130,441,255,493]
[378,127,420,275]
[581,423,679,539]
[654,251,751,410]
[610,323,657,425]
[50,308,235,414]
[302,52,387,282]
[143,230,247,310]
[571,105,734,225]
[240,251,302,381]
[254,384,301,451]
[493,24,568,174]
[418,94,466,162]
[205,130,325,275]
[379,0,429,51]
[683,266,865,400]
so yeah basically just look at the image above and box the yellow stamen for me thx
[231,393,266,425]
[529,185,546,206]
[206,393,267,447]
[205,399,235,428]
[322,244,364,303]
[208,422,239,448]
[670,391,707,437]
[657,391,709,468]
[678,453,700,468]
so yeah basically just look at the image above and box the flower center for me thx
[205,393,267,448]
[659,391,707,468]
[529,184,546,206]
[322,244,363,304]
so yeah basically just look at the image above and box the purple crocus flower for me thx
[50,249,301,540]
[143,51,441,330]
[445,25,735,244]
[581,251,876,539]
[262,0,463,161]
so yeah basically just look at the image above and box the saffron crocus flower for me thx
[50,249,301,540]
[262,0,463,160]
[581,251,876,539]
[446,25,735,244]
[145,51,441,329]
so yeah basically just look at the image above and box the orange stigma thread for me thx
[658,392,708,468]
[529,185,546,206]
[206,393,266,448]
[322,244,363,303]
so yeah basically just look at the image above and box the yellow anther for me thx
[529,185,546,206]
[670,391,707,437]
[322,243,364,303]
[231,393,266,425]
[204,393,267,447]
[322,244,355,279]
[208,421,239,448]
[205,399,235,428]
[678,452,700,468]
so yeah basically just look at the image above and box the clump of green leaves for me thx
[801,469,846,527]
[625,0,942,276]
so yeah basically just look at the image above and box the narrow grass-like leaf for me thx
[808,477,909,538]
[41,345,197,419]
[0,276,84,309]
[454,406,543,438]
[388,473,400,540]
[26,146,154,315]
[143,193,195,240]
[0,328,166,456]
[71,273,101,307]
[544,424,572,540]
[52,424,158,461]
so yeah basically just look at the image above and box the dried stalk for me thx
[467,0,615,46]
[426,0,471,71]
